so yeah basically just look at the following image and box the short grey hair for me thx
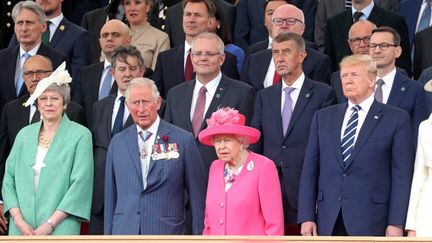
[12,1,47,24]
[125,77,160,103]
[211,134,250,149]
[191,32,225,54]
[41,83,71,106]
[273,32,306,52]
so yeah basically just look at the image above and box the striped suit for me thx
[104,119,206,235]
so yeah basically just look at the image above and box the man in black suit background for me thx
[90,45,145,235]
[0,55,85,229]
[73,19,131,126]
[164,32,255,173]
[153,0,239,98]
[241,4,332,90]
[324,0,411,75]
[9,0,91,79]
[0,1,69,114]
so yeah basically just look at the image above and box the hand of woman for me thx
[0,205,8,234]
[13,216,34,235]
[407,230,416,237]
[33,222,54,235]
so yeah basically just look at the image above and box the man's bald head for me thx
[271,4,305,37]
[99,19,131,60]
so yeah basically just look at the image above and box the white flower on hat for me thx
[24,62,71,107]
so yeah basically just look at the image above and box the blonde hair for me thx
[340,54,377,80]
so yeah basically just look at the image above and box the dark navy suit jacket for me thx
[164,75,256,173]
[298,100,414,235]
[396,0,422,46]
[152,44,239,98]
[250,78,336,224]
[104,119,206,234]
[241,48,331,90]
[0,44,69,113]
[9,17,91,79]
[331,69,428,138]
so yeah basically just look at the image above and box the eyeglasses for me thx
[272,17,303,26]
[100,32,122,39]
[191,51,221,58]
[348,36,371,45]
[23,70,52,78]
[368,43,397,50]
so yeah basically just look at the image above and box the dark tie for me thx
[273,71,281,85]
[31,107,40,124]
[42,20,52,44]
[192,86,206,137]
[417,0,431,32]
[375,79,385,103]
[99,65,112,100]
[282,87,295,135]
[184,49,193,81]
[353,11,364,22]
[341,105,361,164]
[112,96,125,137]
[345,0,352,9]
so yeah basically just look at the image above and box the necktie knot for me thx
[284,86,295,94]
[119,96,125,103]
[376,79,385,87]
[352,105,361,113]
[22,52,31,59]
[139,130,152,142]
[353,11,364,22]
[199,86,207,95]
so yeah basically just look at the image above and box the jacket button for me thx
[342,173,347,177]
[6,23,11,28]
[338,197,341,201]
[219,220,224,225]
[219,203,224,208]
[7,1,12,6]
[282,145,286,149]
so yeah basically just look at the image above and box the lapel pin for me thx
[247,160,254,171]
[401,87,406,92]
[305,93,310,98]
[59,25,65,31]
[219,87,223,91]
[215,93,221,98]
[374,115,378,119]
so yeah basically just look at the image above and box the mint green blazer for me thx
[2,115,94,235]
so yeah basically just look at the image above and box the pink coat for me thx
[203,151,284,235]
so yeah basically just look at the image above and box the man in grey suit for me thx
[104,77,206,235]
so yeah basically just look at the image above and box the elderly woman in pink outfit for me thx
[199,108,284,235]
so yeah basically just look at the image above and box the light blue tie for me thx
[99,65,112,100]
[418,0,431,32]
[16,52,31,96]
[341,105,361,165]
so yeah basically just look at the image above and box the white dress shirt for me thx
[111,92,130,130]
[280,73,305,113]
[352,0,374,20]
[47,13,64,41]
[189,72,222,121]
[340,94,375,144]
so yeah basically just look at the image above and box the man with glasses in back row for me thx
[241,4,332,91]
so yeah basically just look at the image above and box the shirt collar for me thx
[185,41,192,56]
[268,36,273,49]
[115,91,124,102]
[195,72,222,93]
[281,72,305,91]
[48,13,63,29]
[20,42,41,56]
[104,59,112,69]
[348,93,375,114]
[352,0,374,18]
[377,67,396,88]
[136,115,160,137]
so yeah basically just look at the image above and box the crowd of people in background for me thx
[0,0,432,238]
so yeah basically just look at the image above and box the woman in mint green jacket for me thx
[2,64,93,235]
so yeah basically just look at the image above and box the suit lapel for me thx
[270,84,284,140]
[201,76,229,131]
[387,71,406,107]
[285,79,313,138]
[124,125,143,179]
[104,95,116,141]
[176,45,186,83]
[8,46,20,97]
[49,18,68,48]
[16,96,32,128]
[331,104,347,170]
[180,81,195,132]
[368,5,384,25]
[344,101,383,170]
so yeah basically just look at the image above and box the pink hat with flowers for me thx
[198,107,261,146]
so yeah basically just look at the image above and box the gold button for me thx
[7,1,12,6]
[161,25,165,30]
[7,12,11,17]
[6,23,11,28]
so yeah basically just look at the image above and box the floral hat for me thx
[425,80,432,92]
[24,62,71,107]
[198,107,261,146]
